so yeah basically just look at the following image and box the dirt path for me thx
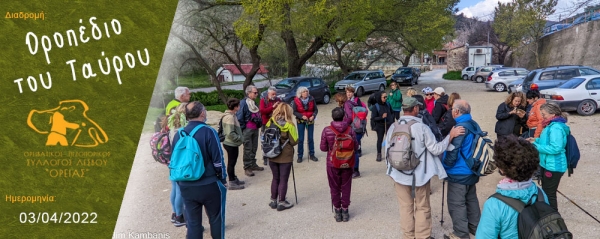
[114,69,600,238]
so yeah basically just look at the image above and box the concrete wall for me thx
[511,20,600,70]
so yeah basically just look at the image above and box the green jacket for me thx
[222,110,243,147]
[533,121,569,173]
[388,89,403,111]
[165,99,181,115]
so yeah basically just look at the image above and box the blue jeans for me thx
[354,133,363,170]
[170,180,184,216]
[297,123,315,157]
[179,181,227,239]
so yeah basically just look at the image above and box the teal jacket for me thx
[533,121,569,173]
[388,89,402,111]
[476,181,549,239]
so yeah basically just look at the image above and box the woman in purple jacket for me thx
[320,107,358,222]
[343,86,364,178]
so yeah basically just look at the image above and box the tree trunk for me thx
[402,52,413,67]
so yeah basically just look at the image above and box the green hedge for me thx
[442,71,462,80]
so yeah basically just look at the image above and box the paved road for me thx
[115,69,600,238]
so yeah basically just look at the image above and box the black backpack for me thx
[490,188,572,239]
[565,132,580,177]
[217,115,226,142]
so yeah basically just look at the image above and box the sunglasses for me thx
[426,93,434,96]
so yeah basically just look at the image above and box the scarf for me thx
[541,116,566,128]
[301,97,309,105]
[246,98,259,113]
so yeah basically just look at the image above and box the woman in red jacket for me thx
[291,87,319,163]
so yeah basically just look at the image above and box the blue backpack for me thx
[169,124,206,181]
[565,132,580,177]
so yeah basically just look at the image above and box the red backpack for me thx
[329,127,355,169]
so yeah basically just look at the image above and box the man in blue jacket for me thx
[442,100,481,239]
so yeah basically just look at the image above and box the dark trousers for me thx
[327,165,353,209]
[354,133,363,170]
[297,123,315,157]
[179,181,227,239]
[223,145,239,181]
[447,182,481,238]
[269,161,292,201]
[242,128,259,169]
[375,127,386,154]
[393,110,401,120]
[541,167,564,211]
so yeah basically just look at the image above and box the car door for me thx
[498,70,514,83]
[554,69,579,87]
[586,78,600,106]
[310,78,326,102]
[536,70,556,90]
[364,72,377,91]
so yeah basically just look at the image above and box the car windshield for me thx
[395,68,412,74]
[275,78,297,89]
[344,73,366,81]
[558,78,585,89]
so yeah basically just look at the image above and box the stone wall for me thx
[510,20,600,70]
[447,46,468,71]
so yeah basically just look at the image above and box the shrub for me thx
[443,71,462,80]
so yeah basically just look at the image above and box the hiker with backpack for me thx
[343,86,367,178]
[388,82,403,120]
[171,101,228,239]
[165,103,189,226]
[291,86,319,163]
[495,92,528,138]
[264,103,298,211]
[526,103,570,212]
[320,107,359,222]
[385,97,465,239]
[371,91,394,162]
[525,90,547,138]
[221,98,245,190]
[259,86,282,165]
[237,85,265,177]
[476,135,572,239]
[431,87,448,124]
[441,99,483,239]
[414,95,443,142]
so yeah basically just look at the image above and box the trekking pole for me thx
[291,162,298,204]
[440,180,445,226]
[557,190,600,224]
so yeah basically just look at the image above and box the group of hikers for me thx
[156,80,575,238]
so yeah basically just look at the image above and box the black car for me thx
[261,77,331,104]
[392,67,419,86]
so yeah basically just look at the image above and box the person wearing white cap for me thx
[432,87,449,125]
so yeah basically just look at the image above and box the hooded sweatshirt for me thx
[320,121,359,167]
[371,91,394,130]
[533,118,570,173]
[476,180,549,238]
[526,98,547,138]
[432,94,449,123]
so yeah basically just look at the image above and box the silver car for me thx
[485,68,529,92]
[461,66,477,80]
[334,70,387,97]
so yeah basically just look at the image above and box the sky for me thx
[456,0,593,22]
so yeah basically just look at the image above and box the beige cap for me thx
[433,87,445,95]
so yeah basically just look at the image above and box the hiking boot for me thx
[232,177,245,185]
[250,165,264,171]
[443,233,462,239]
[310,155,319,162]
[342,209,349,222]
[173,214,186,227]
[269,198,277,209]
[228,183,244,190]
[277,199,294,211]
[376,153,382,162]
[352,170,361,179]
[170,212,176,223]
[297,155,303,163]
[334,208,342,222]
[245,169,255,177]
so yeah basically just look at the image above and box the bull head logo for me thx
[27,100,108,147]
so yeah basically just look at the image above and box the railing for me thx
[542,11,600,38]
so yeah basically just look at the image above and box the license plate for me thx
[338,87,345,90]
[544,95,551,99]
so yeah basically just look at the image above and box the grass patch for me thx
[442,71,462,80]
[206,105,228,112]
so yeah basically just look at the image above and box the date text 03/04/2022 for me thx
[19,212,98,224]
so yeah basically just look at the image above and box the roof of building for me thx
[222,64,269,75]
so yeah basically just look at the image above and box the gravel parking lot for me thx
[115,69,600,238]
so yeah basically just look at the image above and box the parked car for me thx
[521,65,600,94]
[507,78,524,94]
[540,75,600,116]
[391,67,419,86]
[485,68,529,92]
[471,65,503,83]
[334,70,387,97]
[413,67,421,77]
[263,77,331,104]
[461,66,477,80]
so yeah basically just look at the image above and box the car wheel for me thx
[378,84,385,92]
[494,83,506,92]
[462,75,468,80]
[476,76,484,83]
[322,94,330,104]
[577,99,597,116]
[356,87,364,97]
